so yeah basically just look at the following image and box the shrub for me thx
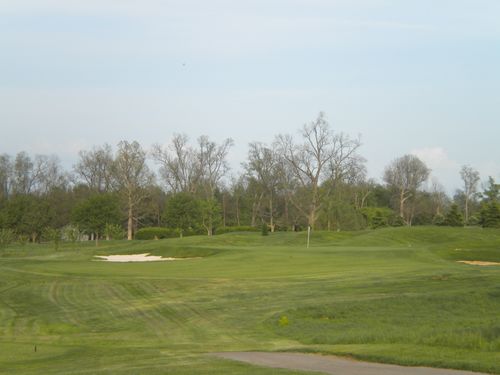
[104,223,125,240]
[43,227,62,250]
[135,227,179,240]
[444,204,464,227]
[432,213,446,226]
[360,207,394,229]
[214,226,259,235]
[0,228,14,248]
[261,223,269,236]
[62,225,81,243]
[466,215,479,226]
[17,235,29,246]
[135,226,204,239]
[480,202,500,228]
[389,214,406,227]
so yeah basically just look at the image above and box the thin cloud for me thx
[411,147,458,170]
[411,147,461,193]
[342,19,433,32]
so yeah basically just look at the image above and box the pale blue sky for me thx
[1,0,499,192]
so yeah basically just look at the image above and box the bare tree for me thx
[113,141,155,240]
[74,144,114,192]
[383,154,430,225]
[429,177,448,216]
[195,136,233,235]
[197,136,234,199]
[31,155,67,194]
[152,134,233,199]
[353,179,375,210]
[10,152,66,195]
[228,176,247,227]
[152,135,232,236]
[151,134,200,194]
[460,165,480,225]
[275,112,361,229]
[244,142,282,231]
[0,154,12,200]
[11,151,34,194]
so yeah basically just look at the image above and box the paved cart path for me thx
[212,352,491,375]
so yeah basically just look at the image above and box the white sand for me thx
[94,253,198,262]
[458,260,500,266]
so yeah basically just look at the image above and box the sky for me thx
[1,0,499,193]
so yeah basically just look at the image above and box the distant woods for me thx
[0,112,499,243]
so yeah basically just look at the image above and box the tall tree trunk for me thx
[127,196,133,240]
[327,200,332,231]
[222,193,226,228]
[464,198,469,225]
[360,191,370,208]
[269,191,274,232]
[251,192,263,227]
[399,190,405,219]
[308,210,316,230]
[309,197,317,229]
[284,198,289,229]
[236,196,240,226]
[251,197,257,227]
[207,217,213,236]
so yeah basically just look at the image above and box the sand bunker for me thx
[458,260,500,266]
[94,253,199,262]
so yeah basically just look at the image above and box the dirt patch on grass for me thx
[458,260,500,266]
[94,253,200,262]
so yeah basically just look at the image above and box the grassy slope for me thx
[0,227,499,374]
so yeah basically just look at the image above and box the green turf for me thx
[0,226,499,374]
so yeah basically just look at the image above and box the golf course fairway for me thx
[0,226,499,374]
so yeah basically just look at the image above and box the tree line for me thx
[1,112,499,245]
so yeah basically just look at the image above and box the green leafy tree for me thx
[479,177,500,228]
[62,225,81,243]
[432,213,446,226]
[2,195,53,242]
[0,228,14,249]
[44,227,62,250]
[261,222,269,236]
[360,207,393,229]
[72,194,122,246]
[482,176,500,202]
[480,202,500,228]
[444,204,463,227]
[164,192,201,238]
[104,223,125,240]
[45,187,75,229]
[199,198,222,236]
